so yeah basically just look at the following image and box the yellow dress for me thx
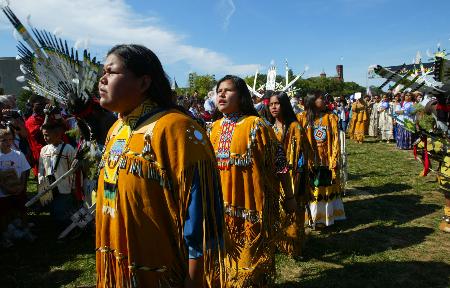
[272,121,309,256]
[349,102,368,142]
[209,114,282,287]
[297,112,346,226]
[96,100,224,287]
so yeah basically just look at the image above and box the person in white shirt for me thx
[204,90,216,115]
[0,129,30,198]
[0,128,32,247]
[38,122,76,228]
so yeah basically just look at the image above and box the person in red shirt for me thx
[24,95,48,176]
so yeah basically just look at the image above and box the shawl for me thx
[96,100,224,287]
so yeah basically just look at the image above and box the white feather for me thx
[15,55,21,60]
[16,75,26,82]
[22,86,30,91]
[53,27,63,37]
[12,29,20,41]
[19,64,27,74]
[74,39,83,50]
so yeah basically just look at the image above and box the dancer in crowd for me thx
[368,95,381,139]
[364,95,373,135]
[378,94,394,143]
[392,93,402,141]
[297,92,345,228]
[395,92,415,149]
[348,94,367,143]
[95,44,224,287]
[269,91,309,257]
[209,75,297,287]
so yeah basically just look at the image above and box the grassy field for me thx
[1,138,449,287]
[276,138,450,287]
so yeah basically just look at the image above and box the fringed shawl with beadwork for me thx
[297,112,340,173]
[272,121,309,256]
[209,115,281,287]
[96,102,225,288]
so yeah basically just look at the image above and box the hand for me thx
[284,197,298,214]
[39,190,53,206]
[67,92,90,116]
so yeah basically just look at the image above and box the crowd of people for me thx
[0,44,447,287]
[0,93,84,247]
[328,90,424,149]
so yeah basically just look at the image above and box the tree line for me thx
[173,70,381,99]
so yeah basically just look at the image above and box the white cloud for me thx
[1,0,260,76]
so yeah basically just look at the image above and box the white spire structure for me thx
[252,69,258,91]
[285,59,289,87]
[266,61,277,91]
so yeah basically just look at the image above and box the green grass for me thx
[276,138,450,287]
[1,138,449,287]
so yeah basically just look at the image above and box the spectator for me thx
[0,128,30,199]
[204,90,216,115]
[25,95,48,176]
[38,122,76,229]
[0,95,32,158]
[0,128,32,247]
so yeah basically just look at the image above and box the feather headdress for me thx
[1,4,101,106]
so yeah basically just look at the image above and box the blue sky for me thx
[0,0,449,87]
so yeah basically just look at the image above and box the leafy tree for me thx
[342,81,365,96]
[16,89,33,111]
[244,74,267,91]
[186,73,216,98]
[368,85,384,96]
[180,70,367,100]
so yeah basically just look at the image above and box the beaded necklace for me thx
[217,112,242,159]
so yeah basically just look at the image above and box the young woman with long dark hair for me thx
[208,75,297,287]
[96,44,224,287]
[297,92,346,228]
[268,91,310,257]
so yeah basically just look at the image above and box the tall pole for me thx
[285,59,289,88]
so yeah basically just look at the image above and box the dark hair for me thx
[106,44,175,109]
[304,91,323,127]
[263,90,274,100]
[269,92,298,141]
[215,75,259,117]
[29,95,46,104]
[41,122,64,132]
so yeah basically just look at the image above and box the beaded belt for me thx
[224,204,261,224]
